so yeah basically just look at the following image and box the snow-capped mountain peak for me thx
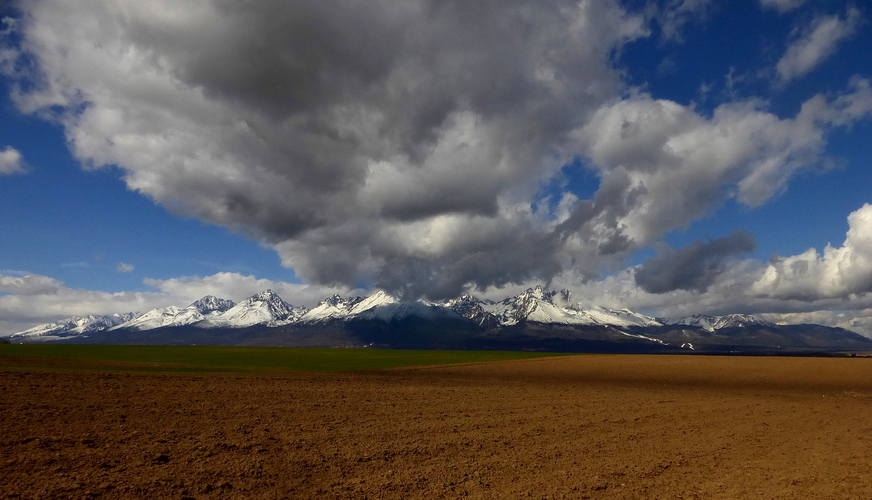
[2,288,784,342]
[110,306,185,331]
[110,294,239,332]
[446,295,501,330]
[482,286,585,326]
[246,289,284,304]
[347,290,399,315]
[12,313,139,340]
[524,285,547,300]
[461,287,663,328]
[712,314,773,330]
[446,295,493,313]
[298,294,363,322]
[301,290,461,323]
[662,313,772,331]
[321,294,348,307]
[200,289,305,328]
[190,295,235,314]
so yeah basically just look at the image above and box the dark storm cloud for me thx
[635,230,756,293]
[6,0,648,298]
[556,166,648,253]
[275,214,565,300]
[372,228,564,300]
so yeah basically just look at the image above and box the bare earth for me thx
[3,355,872,499]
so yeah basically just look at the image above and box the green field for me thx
[0,344,572,373]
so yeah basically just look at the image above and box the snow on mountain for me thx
[199,290,305,328]
[296,290,396,323]
[169,295,236,326]
[445,295,501,330]
[471,286,567,325]
[354,300,465,323]
[302,290,463,323]
[484,286,552,325]
[111,295,236,331]
[189,295,236,315]
[713,314,773,329]
[577,305,663,328]
[10,312,139,341]
[4,287,782,340]
[111,306,185,331]
[471,286,663,328]
[298,294,363,322]
[663,313,772,331]
[346,290,399,315]
[665,314,717,331]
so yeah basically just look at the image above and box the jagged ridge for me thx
[6,286,866,353]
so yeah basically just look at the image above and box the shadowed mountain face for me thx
[7,287,872,354]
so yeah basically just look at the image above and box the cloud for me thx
[4,0,648,299]
[561,81,872,258]
[0,273,164,335]
[759,0,805,13]
[0,269,30,278]
[116,262,134,273]
[635,230,755,293]
[535,258,872,337]
[547,203,872,336]
[144,272,365,306]
[801,76,872,127]
[5,1,872,301]
[0,274,64,295]
[657,0,715,42]
[776,8,862,84]
[0,146,24,174]
[758,309,872,335]
[7,258,872,338]
[751,204,872,301]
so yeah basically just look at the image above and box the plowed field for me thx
[3,354,872,499]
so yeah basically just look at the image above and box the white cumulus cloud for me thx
[0,146,24,174]
[0,274,64,295]
[116,262,134,273]
[776,8,862,84]
[752,204,872,301]
[564,81,872,253]
[658,0,715,42]
[0,274,166,335]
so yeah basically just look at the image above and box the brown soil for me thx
[3,354,872,499]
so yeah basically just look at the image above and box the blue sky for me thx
[0,73,298,293]
[2,0,872,335]
[617,0,872,257]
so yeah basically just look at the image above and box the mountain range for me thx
[6,286,872,354]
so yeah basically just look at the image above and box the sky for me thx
[2,0,872,336]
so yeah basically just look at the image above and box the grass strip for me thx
[0,344,571,373]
